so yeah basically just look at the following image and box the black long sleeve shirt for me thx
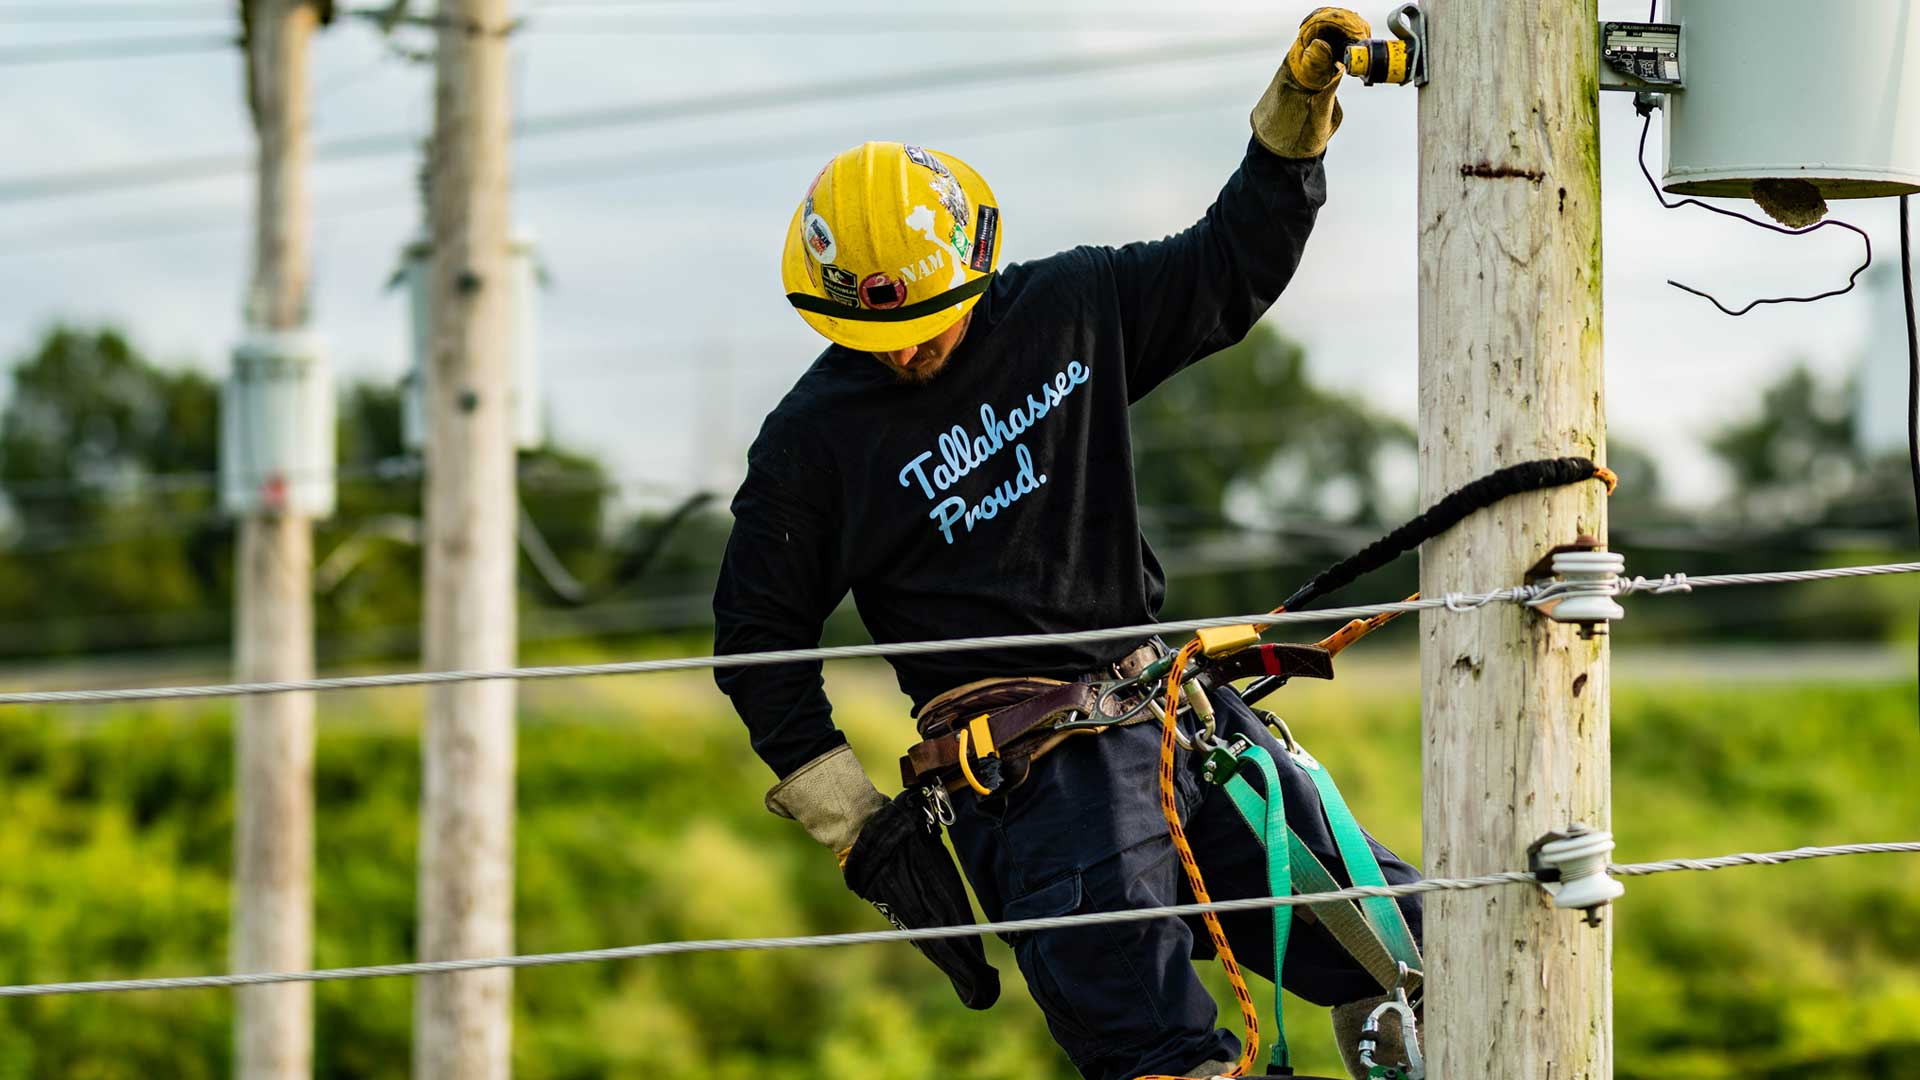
[714,138,1327,779]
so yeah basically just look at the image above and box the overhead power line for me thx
[0,79,1246,256]
[3,561,1918,706]
[0,841,1913,997]
[0,32,235,65]
[518,13,1294,34]
[0,35,1266,204]
[0,3,228,21]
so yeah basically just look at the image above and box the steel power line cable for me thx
[0,35,1265,205]
[516,13,1295,34]
[0,841,1913,998]
[0,32,236,65]
[0,79,1248,256]
[4,561,1920,706]
[0,4,228,21]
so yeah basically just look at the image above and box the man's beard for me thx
[888,353,951,384]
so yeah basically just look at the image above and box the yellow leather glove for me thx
[1251,6,1372,159]
[764,744,888,859]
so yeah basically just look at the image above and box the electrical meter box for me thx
[221,329,336,518]
[399,230,544,451]
[1664,0,1920,200]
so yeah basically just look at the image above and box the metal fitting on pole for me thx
[1529,825,1625,927]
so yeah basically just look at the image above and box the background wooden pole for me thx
[234,2,318,1076]
[1416,0,1612,1076]
[414,0,518,1076]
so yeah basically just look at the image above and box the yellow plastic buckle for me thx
[1196,624,1262,658]
[966,714,996,758]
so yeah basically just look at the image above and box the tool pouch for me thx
[842,789,1000,1010]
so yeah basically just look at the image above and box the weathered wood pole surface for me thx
[1417,0,1612,1076]
[234,2,318,1076]
[415,0,518,1075]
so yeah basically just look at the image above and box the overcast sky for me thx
[1,0,1912,510]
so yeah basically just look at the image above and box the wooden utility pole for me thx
[234,3,319,1077]
[414,0,518,1076]
[1417,0,1611,1077]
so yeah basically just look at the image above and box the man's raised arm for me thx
[1095,6,1370,399]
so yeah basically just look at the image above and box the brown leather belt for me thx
[897,643,1160,791]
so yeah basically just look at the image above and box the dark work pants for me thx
[945,685,1423,1080]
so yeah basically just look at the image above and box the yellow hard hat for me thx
[781,141,1003,353]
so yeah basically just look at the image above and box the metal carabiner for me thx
[1358,962,1425,1079]
[919,784,955,831]
[1093,672,1157,723]
[1054,697,1196,751]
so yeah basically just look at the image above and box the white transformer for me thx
[1664,0,1920,200]
[220,329,337,518]
[398,230,545,451]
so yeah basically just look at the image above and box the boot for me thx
[1332,993,1418,1080]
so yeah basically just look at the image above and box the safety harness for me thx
[901,457,1617,1079]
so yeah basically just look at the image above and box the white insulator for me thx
[1534,827,1625,918]
[1538,549,1627,627]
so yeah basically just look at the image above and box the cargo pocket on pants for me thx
[1001,870,1099,1050]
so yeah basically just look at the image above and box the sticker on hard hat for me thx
[948,222,972,263]
[931,173,969,228]
[969,206,999,272]
[821,264,860,308]
[803,213,837,263]
[860,272,907,310]
[905,144,970,227]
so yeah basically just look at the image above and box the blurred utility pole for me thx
[414,0,518,1076]
[232,1,323,1077]
[1417,0,1612,1076]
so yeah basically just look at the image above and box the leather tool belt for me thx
[898,643,1161,793]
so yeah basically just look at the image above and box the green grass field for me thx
[0,652,1915,1078]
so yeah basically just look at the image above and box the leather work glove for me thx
[1251,6,1371,159]
[766,746,1000,1010]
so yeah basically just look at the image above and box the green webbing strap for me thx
[1222,744,1292,1073]
[1288,748,1423,972]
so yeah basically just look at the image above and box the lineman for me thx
[714,9,1422,1078]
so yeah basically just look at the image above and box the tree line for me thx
[1,323,1912,660]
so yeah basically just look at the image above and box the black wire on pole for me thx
[1901,194,1919,731]
[1634,107,1873,317]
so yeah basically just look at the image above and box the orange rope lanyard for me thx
[1140,638,1264,1080]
